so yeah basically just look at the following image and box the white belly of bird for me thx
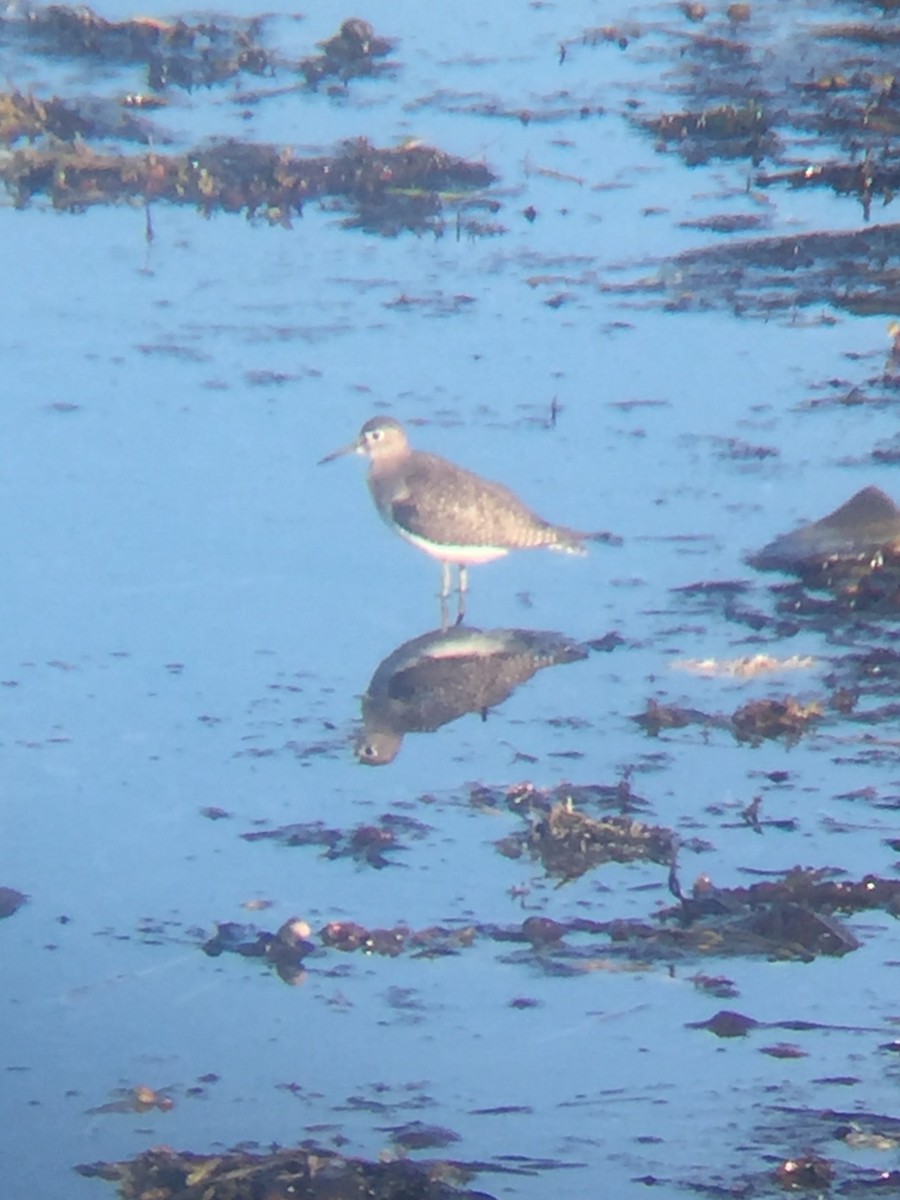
[397,527,510,565]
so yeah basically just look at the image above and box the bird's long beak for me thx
[318,437,362,466]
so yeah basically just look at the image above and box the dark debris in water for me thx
[471,779,674,882]
[749,1107,900,1196]
[671,578,798,638]
[185,858,900,984]
[673,579,900,666]
[203,914,486,978]
[496,800,675,881]
[76,1144,497,1200]
[690,1009,854,1039]
[758,155,900,223]
[798,1106,900,1154]
[482,868,875,967]
[670,864,900,920]
[470,778,653,816]
[639,866,891,963]
[378,1121,462,1152]
[688,971,740,999]
[0,89,163,145]
[825,648,900,721]
[731,697,822,746]
[406,88,605,127]
[0,137,495,230]
[0,10,486,234]
[613,224,900,318]
[584,3,900,211]
[3,8,395,93]
[602,908,855,966]
[11,5,275,90]
[638,100,777,166]
[322,919,478,960]
[0,885,28,918]
[241,811,432,868]
[302,18,396,89]
[202,916,316,985]
[86,1084,175,1116]
[633,695,821,746]
[560,2,900,312]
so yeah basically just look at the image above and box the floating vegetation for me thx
[77,1144,495,1200]
[757,155,900,221]
[497,800,676,881]
[566,0,900,231]
[201,916,316,985]
[730,696,822,746]
[638,101,777,165]
[0,137,495,230]
[86,1084,175,1117]
[7,5,275,90]
[202,912,480,979]
[0,8,395,92]
[0,89,163,144]
[300,17,396,88]
[0,10,487,233]
[241,811,433,868]
[614,224,900,317]
[633,695,821,744]
[670,860,888,915]
[194,865,894,984]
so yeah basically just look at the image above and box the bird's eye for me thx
[369,429,383,442]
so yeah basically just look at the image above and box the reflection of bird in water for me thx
[888,321,900,378]
[319,416,604,624]
[355,625,588,765]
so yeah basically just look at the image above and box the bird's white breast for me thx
[395,526,510,565]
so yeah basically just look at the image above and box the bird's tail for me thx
[548,527,589,556]
[549,526,622,555]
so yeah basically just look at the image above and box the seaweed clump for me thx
[0,137,495,231]
[77,1144,495,1200]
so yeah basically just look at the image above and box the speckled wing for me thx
[374,451,586,552]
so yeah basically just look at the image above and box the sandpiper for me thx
[319,416,596,621]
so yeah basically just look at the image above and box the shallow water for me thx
[2,1,899,1197]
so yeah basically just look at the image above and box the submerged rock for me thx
[749,486,900,576]
[0,886,27,919]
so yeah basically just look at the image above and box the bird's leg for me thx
[455,564,468,626]
[440,562,452,631]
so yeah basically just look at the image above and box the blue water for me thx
[2,1,899,1197]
